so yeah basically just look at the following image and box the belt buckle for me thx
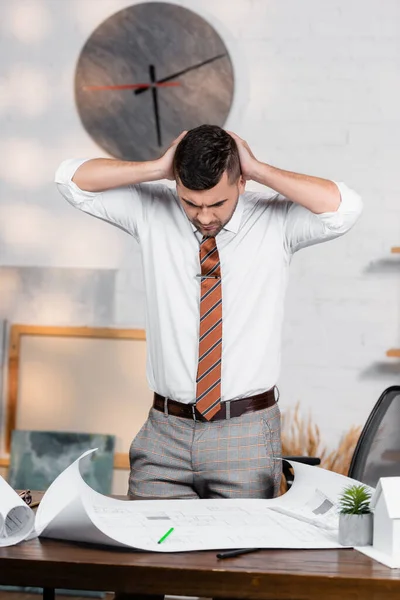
[191,404,197,422]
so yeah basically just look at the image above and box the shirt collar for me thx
[190,194,244,235]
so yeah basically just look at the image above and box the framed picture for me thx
[4,324,152,470]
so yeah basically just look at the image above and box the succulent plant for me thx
[338,484,372,515]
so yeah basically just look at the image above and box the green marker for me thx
[157,527,174,544]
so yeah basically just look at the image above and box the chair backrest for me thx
[348,386,400,487]
[8,430,115,495]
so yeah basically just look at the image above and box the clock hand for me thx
[149,64,162,147]
[134,53,227,96]
[159,53,227,83]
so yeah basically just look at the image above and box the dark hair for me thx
[173,124,241,190]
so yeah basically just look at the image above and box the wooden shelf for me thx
[391,247,400,253]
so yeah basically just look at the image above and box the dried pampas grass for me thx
[278,403,362,495]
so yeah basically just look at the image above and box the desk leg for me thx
[43,587,55,600]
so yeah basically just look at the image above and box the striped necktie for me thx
[195,236,222,420]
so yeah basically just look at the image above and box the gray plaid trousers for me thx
[129,402,282,499]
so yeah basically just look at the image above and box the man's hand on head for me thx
[156,131,187,180]
[227,131,262,182]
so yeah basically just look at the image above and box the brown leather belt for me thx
[153,388,277,422]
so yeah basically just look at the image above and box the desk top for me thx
[1,494,400,600]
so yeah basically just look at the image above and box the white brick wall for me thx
[1,0,399,451]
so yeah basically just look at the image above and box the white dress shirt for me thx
[55,159,362,404]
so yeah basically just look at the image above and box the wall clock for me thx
[75,2,234,161]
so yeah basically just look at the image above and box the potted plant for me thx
[338,484,373,546]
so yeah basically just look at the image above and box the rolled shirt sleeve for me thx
[283,181,363,254]
[55,158,147,240]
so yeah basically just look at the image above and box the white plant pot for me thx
[338,513,373,546]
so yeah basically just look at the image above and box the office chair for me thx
[348,385,400,487]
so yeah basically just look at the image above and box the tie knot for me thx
[201,235,217,252]
[200,235,220,279]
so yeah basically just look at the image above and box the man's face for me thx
[177,171,245,237]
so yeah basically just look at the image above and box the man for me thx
[55,124,362,501]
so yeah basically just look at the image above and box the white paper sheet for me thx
[1,449,374,553]
[35,450,369,552]
[0,476,35,547]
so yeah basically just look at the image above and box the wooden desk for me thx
[1,496,400,599]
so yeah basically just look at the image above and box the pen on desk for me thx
[157,527,174,544]
[216,548,261,559]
